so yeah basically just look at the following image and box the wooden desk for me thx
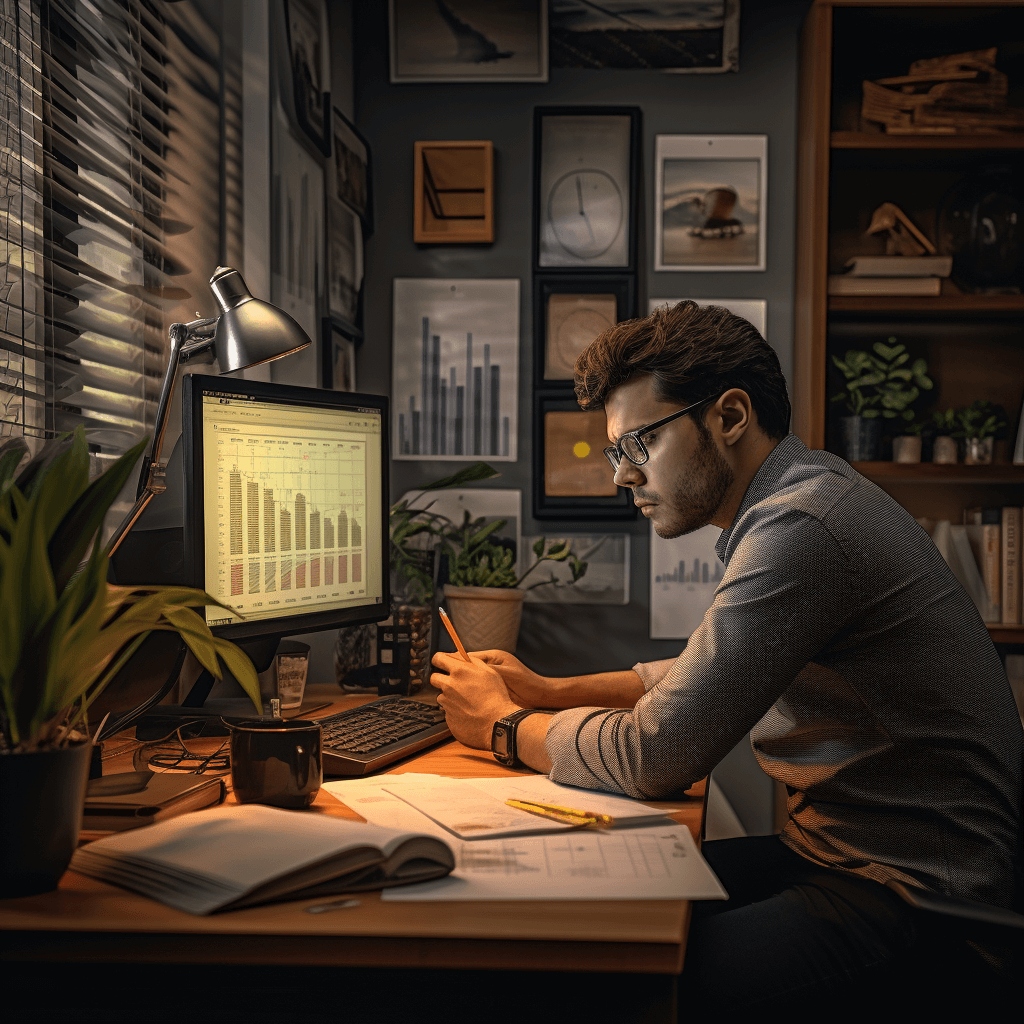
[0,698,706,1022]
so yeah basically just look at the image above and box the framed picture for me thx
[331,107,372,231]
[392,278,519,462]
[389,0,548,84]
[413,141,494,244]
[550,0,739,73]
[522,533,630,605]
[322,319,358,392]
[654,135,767,272]
[285,0,329,154]
[649,297,767,338]
[327,199,364,329]
[270,103,324,344]
[535,275,635,387]
[534,107,641,271]
[650,522,724,639]
[533,393,636,520]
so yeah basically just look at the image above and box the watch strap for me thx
[492,709,540,766]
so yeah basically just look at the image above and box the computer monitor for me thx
[97,374,390,735]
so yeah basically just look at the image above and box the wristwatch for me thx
[491,709,541,767]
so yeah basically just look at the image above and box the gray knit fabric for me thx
[545,434,1023,905]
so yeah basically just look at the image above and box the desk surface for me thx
[0,696,706,975]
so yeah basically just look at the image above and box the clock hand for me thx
[581,207,596,246]
[576,175,585,216]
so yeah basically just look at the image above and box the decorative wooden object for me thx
[865,202,936,256]
[413,141,494,244]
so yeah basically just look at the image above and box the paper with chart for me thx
[322,775,726,902]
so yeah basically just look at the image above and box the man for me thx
[431,301,1022,1008]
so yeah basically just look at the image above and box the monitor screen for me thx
[183,374,388,641]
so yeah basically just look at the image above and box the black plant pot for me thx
[0,741,92,898]
[839,416,882,462]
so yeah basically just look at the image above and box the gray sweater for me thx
[545,434,1023,905]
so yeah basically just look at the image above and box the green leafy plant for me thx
[954,399,1008,441]
[0,429,260,753]
[932,408,957,435]
[831,338,933,421]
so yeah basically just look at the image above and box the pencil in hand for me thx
[438,607,471,663]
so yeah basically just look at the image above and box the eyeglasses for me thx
[603,395,716,471]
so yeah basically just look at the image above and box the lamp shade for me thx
[209,266,311,373]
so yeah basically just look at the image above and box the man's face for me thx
[604,375,734,539]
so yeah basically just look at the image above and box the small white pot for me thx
[442,585,526,654]
[892,436,922,463]
[932,436,958,464]
[964,437,994,465]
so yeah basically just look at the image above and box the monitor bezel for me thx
[182,373,391,641]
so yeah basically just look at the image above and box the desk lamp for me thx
[108,266,311,556]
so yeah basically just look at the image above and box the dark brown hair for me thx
[573,300,791,440]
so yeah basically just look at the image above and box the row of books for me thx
[918,507,1022,624]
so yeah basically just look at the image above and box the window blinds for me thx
[0,0,228,510]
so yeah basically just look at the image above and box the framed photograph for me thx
[654,135,767,272]
[414,141,494,244]
[649,297,767,338]
[522,533,630,605]
[650,522,725,639]
[550,0,739,73]
[285,0,329,154]
[533,393,636,520]
[327,199,364,329]
[271,103,324,344]
[322,319,358,392]
[332,107,372,231]
[390,0,548,84]
[534,107,641,271]
[392,278,519,462]
[535,275,636,387]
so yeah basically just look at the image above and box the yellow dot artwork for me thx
[573,441,591,459]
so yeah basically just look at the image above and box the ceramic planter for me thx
[932,435,958,464]
[839,416,881,462]
[442,584,525,654]
[892,436,922,463]
[964,437,994,465]
[0,741,92,897]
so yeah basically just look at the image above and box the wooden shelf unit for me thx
[796,1,1024,642]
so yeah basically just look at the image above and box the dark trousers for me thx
[682,835,923,1013]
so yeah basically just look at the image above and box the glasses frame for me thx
[603,395,716,471]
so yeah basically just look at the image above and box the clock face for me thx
[547,170,624,261]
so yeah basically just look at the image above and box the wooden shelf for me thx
[831,131,1024,150]
[829,294,1024,315]
[852,462,1024,485]
[987,625,1024,645]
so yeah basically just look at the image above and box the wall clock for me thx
[534,107,640,271]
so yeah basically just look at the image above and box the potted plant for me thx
[931,408,958,464]
[955,400,1008,465]
[831,338,932,462]
[442,522,587,654]
[0,430,260,898]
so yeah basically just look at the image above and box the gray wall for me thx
[346,2,809,834]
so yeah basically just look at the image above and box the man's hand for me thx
[431,651,520,751]
[473,650,553,708]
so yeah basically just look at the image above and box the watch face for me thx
[538,114,632,268]
[492,721,512,760]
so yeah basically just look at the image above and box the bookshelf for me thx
[794,1,1024,642]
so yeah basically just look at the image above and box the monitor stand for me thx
[133,635,282,740]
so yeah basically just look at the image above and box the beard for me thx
[643,427,734,539]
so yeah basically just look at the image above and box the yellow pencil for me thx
[438,607,471,663]
[506,799,615,828]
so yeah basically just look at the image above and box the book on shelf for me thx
[69,803,456,915]
[827,276,942,297]
[844,256,952,278]
[81,771,225,834]
[931,520,999,623]
[1002,508,1021,626]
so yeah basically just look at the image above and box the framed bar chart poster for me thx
[392,279,519,461]
[649,523,725,639]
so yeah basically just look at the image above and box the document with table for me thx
[323,774,728,903]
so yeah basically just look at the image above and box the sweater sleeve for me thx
[544,509,855,799]
[632,658,679,692]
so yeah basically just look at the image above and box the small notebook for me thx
[82,771,225,832]
[70,803,455,915]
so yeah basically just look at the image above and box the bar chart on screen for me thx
[392,279,519,461]
[210,431,367,622]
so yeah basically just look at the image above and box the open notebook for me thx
[69,803,454,915]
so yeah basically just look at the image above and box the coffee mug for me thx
[229,719,322,809]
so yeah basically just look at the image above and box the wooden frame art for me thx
[413,141,494,244]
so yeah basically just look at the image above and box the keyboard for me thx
[317,696,451,775]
